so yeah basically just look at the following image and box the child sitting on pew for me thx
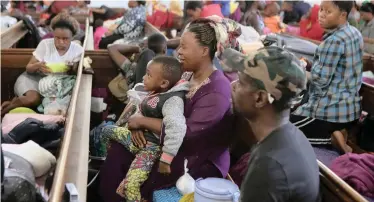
[101,56,189,201]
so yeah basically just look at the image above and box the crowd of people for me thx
[1,0,374,202]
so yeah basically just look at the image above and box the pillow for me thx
[46,62,69,73]
[2,113,64,135]
[2,141,56,177]
[9,107,36,114]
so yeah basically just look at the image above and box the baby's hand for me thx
[158,161,171,174]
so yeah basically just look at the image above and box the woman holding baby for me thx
[1,13,83,116]
[99,18,236,202]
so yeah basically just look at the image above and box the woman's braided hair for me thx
[50,13,79,36]
[186,18,217,60]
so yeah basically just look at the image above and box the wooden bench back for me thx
[26,11,89,25]
[49,18,92,202]
[1,21,28,49]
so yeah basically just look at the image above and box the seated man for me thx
[223,47,320,202]
[291,1,363,153]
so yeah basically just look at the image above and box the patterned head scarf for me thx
[185,16,243,59]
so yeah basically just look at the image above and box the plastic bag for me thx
[115,83,148,126]
[41,95,71,116]
[127,83,148,105]
[176,159,195,195]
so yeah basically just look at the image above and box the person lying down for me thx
[100,56,189,201]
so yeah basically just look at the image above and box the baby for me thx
[102,56,188,201]
[263,2,286,33]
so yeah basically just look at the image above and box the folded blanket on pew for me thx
[331,153,374,198]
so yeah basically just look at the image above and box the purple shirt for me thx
[161,70,233,176]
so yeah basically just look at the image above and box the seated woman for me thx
[299,5,324,41]
[99,19,233,201]
[1,13,83,116]
[99,0,146,49]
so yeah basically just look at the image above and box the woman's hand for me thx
[27,61,51,74]
[130,130,147,148]
[128,113,144,130]
[158,162,171,174]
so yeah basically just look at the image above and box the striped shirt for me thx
[294,23,364,123]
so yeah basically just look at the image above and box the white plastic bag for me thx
[126,83,148,105]
[176,159,195,195]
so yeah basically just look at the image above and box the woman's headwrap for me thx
[185,15,244,60]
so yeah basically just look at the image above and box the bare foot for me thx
[331,130,351,154]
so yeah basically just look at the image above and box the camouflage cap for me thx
[221,46,307,103]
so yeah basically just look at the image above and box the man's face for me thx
[231,72,258,119]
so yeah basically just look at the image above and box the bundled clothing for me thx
[299,5,324,41]
[100,81,189,201]
[2,118,63,147]
[38,75,76,115]
[331,153,374,198]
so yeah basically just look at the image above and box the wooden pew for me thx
[49,18,93,202]
[26,11,90,25]
[1,21,28,49]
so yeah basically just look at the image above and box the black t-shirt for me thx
[240,123,321,202]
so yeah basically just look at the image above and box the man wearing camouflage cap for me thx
[222,47,320,202]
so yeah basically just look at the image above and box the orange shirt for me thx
[264,16,284,33]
